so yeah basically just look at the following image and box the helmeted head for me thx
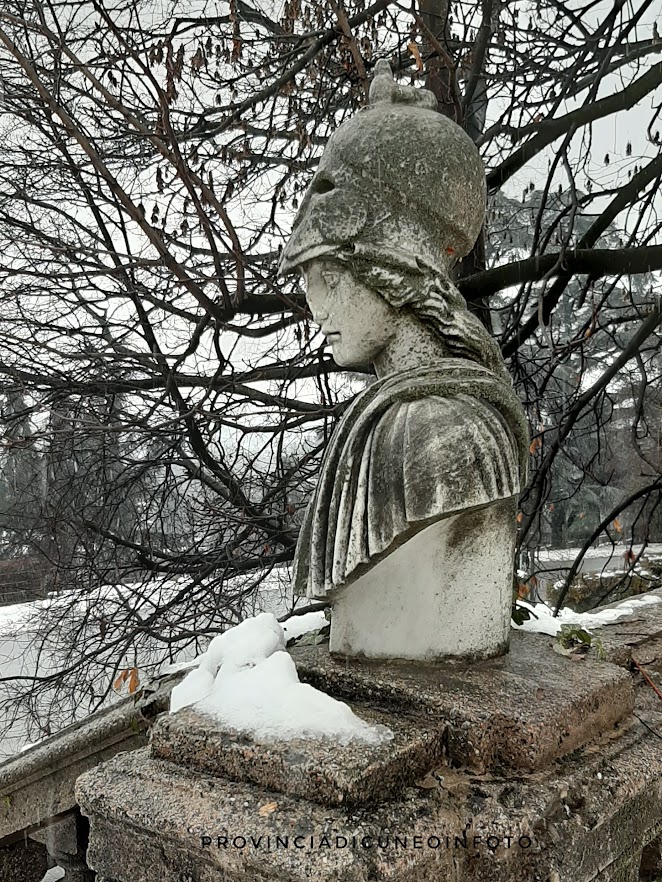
[278,60,486,278]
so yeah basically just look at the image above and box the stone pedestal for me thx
[329,499,516,661]
[75,627,662,882]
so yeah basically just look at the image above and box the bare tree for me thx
[0,0,660,746]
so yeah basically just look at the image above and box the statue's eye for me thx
[311,175,335,194]
[322,272,339,289]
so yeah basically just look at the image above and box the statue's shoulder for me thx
[374,390,512,445]
[370,393,520,516]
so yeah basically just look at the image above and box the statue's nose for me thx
[306,291,328,323]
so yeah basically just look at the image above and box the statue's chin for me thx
[333,354,367,370]
[330,347,353,368]
[331,344,375,370]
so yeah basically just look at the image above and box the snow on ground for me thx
[281,609,327,641]
[2,557,661,759]
[523,544,662,601]
[170,612,391,745]
[0,569,296,759]
[535,543,662,563]
[0,579,198,759]
[513,592,662,637]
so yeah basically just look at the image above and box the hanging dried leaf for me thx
[529,436,542,454]
[113,669,130,691]
[128,668,140,694]
[407,41,424,73]
[191,47,205,73]
[174,45,185,80]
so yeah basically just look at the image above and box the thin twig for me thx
[632,658,662,701]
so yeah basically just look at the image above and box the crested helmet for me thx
[278,60,486,277]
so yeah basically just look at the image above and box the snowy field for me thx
[1,548,661,761]
[524,543,662,600]
[0,570,296,760]
[534,542,662,565]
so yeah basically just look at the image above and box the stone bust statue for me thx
[279,61,528,661]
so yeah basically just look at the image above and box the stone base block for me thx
[151,706,444,806]
[293,632,634,772]
[75,627,659,882]
[77,712,662,882]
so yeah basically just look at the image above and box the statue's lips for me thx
[323,331,341,342]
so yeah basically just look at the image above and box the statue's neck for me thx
[373,314,447,379]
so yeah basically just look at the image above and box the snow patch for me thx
[158,657,201,676]
[535,543,662,563]
[513,593,662,636]
[281,609,327,641]
[40,869,65,882]
[170,612,391,746]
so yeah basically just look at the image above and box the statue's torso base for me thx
[329,498,516,661]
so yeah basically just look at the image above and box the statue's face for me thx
[302,261,397,367]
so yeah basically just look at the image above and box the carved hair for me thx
[340,256,510,381]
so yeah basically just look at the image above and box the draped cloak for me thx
[292,359,529,600]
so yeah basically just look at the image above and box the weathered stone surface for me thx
[291,359,528,598]
[0,837,48,882]
[276,62,529,661]
[153,631,633,788]
[75,591,662,882]
[77,706,662,882]
[76,748,518,882]
[151,705,445,806]
[279,59,486,277]
[30,812,95,882]
[639,835,662,881]
[329,499,516,661]
[30,813,79,854]
[293,630,634,773]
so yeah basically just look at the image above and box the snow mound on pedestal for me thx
[170,612,392,746]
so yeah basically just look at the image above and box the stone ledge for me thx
[0,673,181,846]
[151,706,445,806]
[591,588,662,663]
[76,748,503,882]
[290,630,634,773]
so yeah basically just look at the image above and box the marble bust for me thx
[279,61,528,661]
